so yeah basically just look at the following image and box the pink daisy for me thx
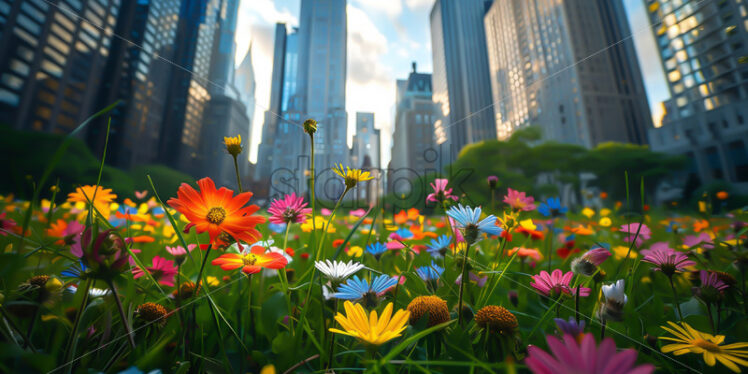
[525,333,654,374]
[640,245,695,276]
[132,256,178,287]
[531,269,590,297]
[503,188,536,211]
[619,223,651,246]
[268,193,312,225]
[165,244,197,257]
[426,178,458,203]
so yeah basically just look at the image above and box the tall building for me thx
[646,0,748,191]
[235,43,257,144]
[0,0,121,134]
[430,0,496,161]
[201,0,251,189]
[390,63,439,173]
[351,112,380,169]
[158,0,224,175]
[255,23,288,182]
[483,0,651,146]
[86,0,181,168]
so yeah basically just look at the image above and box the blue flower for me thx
[393,228,413,239]
[426,235,451,256]
[268,222,287,234]
[333,275,397,307]
[416,261,444,281]
[366,242,387,257]
[446,204,502,242]
[537,197,568,217]
[554,317,585,336]
[61,260,88,279]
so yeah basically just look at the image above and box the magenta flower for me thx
[0,212,17,236]
[525,333,654,374]
[700,270,728,292]
[531,269,590,297]
[682,232,713,249]
[582,247,611,266]
[487,175,499,189]
[503,188,536,211]
[166,244,196,257]
[268,193,312,225]
[132,256,178,287]
[571,247,611,276]
[640,245,695,276]
[619,223,651,246]
[426,178,458,203]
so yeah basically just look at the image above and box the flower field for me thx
[1,126,747,373]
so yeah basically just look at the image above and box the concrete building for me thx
[350,112,381,202]
[430,0,496,162]
[646,0,748,193]
[483,0,651,146]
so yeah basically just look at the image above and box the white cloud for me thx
[346,4,397,166]
[351,0,403,18]
[405,0,433,11]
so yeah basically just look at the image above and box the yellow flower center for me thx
[206,207,227,225]
[242,253,259,266]
[693,339,722,352]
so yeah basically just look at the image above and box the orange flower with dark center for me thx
[211,246,288,274]
[167,178,265,245]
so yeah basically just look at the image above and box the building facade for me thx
[234,42,257,145]
[430,0,496,162]
[646,0,748,192]
[483,0,651,147]
[0,0,120,134]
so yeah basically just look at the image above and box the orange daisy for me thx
[67,185,117,218]
[167,177,265,245]
[211,246,288,275]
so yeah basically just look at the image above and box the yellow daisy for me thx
[329,301,410,346]
[332,164,374,189]
[659,321,748,373]
[223,134,242,156]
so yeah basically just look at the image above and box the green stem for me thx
[668,276,683,321]
[232,155,243,193]
[600,319,607,339]
[279,223,293,334]
[107,280,136,349]
[63,278,92,373]
[1,306,36,352]
[195,245,213,295]
[458,241,472,325]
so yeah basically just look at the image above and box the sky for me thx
[235,0,669,165]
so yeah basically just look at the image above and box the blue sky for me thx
[236,0,668,164]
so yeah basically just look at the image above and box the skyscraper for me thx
[235,43,257,143]
[646,0,748,191]
[389,63,439,174]
[430,0,496,161]
[86,0,181,168]
[483,0,651,146]
[0,0,121,134]
[158,0,224,174]
[351,112,380,170]
[201,0,251,189]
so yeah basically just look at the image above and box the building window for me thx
[728,141,748,182]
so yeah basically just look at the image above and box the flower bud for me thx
[303,118,317,135]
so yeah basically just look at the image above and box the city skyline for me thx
[237,0,670,167]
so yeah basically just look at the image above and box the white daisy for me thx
[601,279,627,305]
[314,260,365,283]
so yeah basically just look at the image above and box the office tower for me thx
[646,0,748,190]
[0,0,120,134]
[201,0,250,189]
[351,112,380,170]
[255,23,288,182]
[296,0,348,199]
[430,0,496,161]
[158,0,224,175]
[390,63,439,173]
[87,0,181,168]
[235,43,257,143]
[483,0,651,147]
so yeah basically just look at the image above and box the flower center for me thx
[282,208,297,222]
[242,254,258,266]
[693,339,722,352]
[206,207,227,225]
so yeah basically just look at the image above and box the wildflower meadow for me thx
[1,115,747,374]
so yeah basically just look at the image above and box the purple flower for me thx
[619,223,651,246]
[525,333,654,374]
[682,233,713,249]
[426,178,458,204]
[640,245,695,277]
[554,317,585,340]
[487,175,498,189]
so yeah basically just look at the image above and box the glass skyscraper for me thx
[0,0,120,134]
[646,0,748,191]
[483,0,651,147]
[430,0,496,162]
